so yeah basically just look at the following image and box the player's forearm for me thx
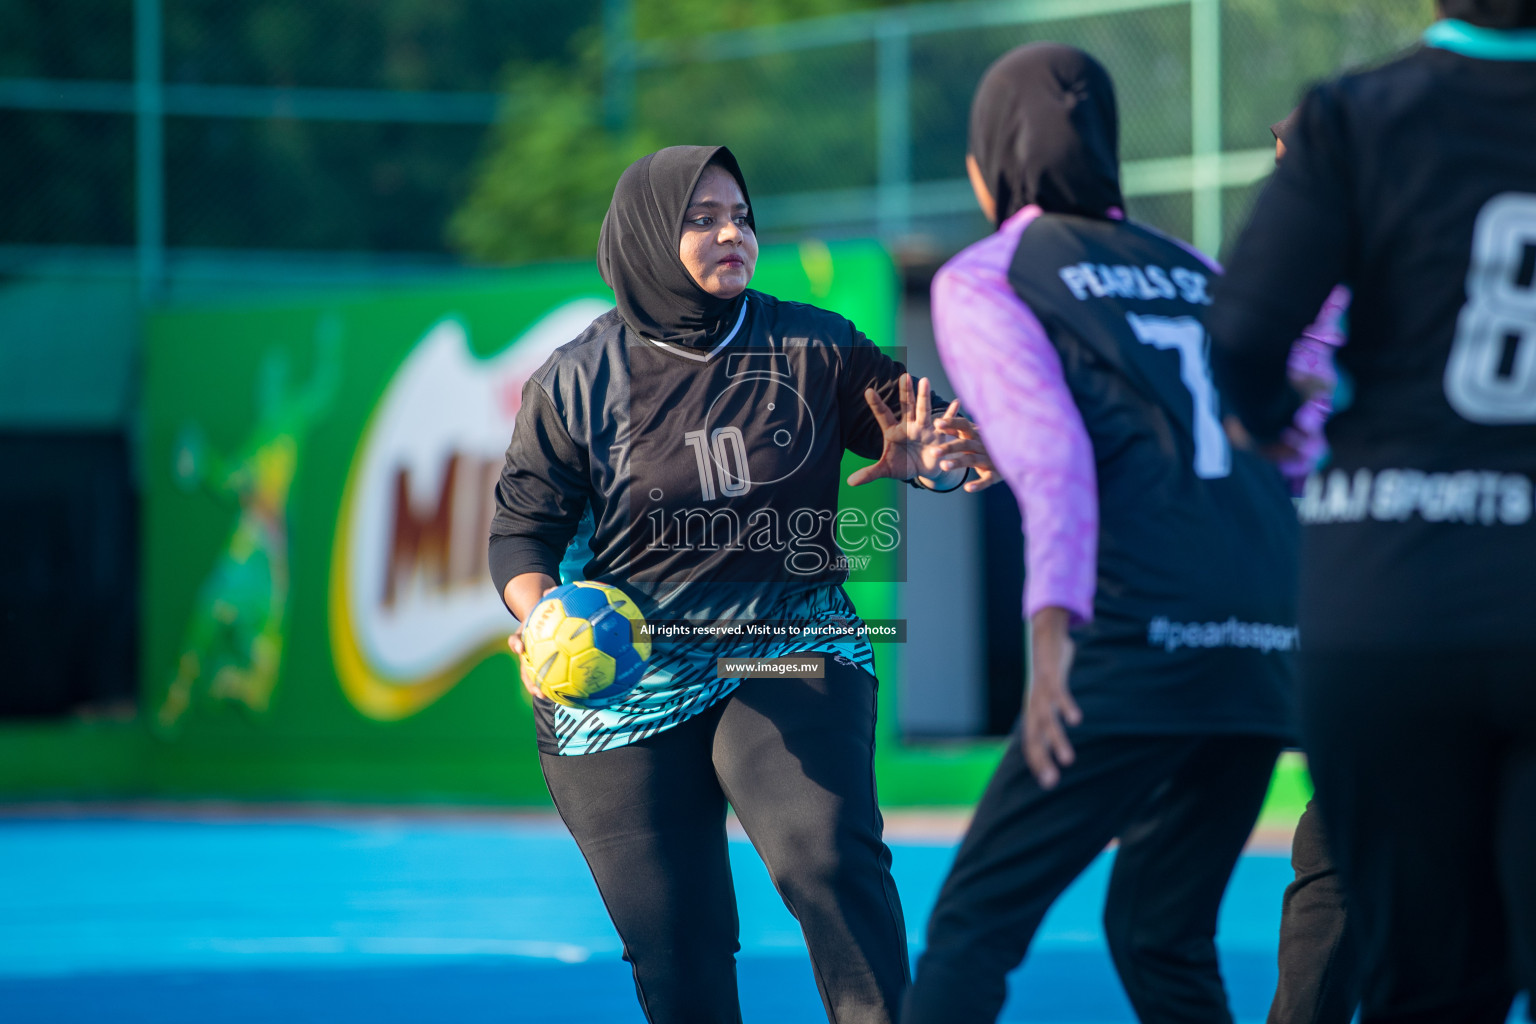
[1207,307,1305,444]
[1029,606,1074,683]
[1207,256,1309,442]
[503,573,557,622]
[931,267,1099,620]
[1209,93,1351,443]
[488,531,565,602]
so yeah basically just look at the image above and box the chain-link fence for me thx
[628,0,1433,257]
[1,0,591,295]
[3,0,1433,298]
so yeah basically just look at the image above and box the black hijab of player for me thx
[597,145,756,348]
[1439,0,1536,27]
[968,43,1124,225]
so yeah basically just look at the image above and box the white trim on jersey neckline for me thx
[642,299,748,363]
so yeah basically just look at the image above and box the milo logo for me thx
[328,299,613,719]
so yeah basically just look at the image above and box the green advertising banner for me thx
[139,241,951,804]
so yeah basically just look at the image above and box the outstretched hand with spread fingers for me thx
[933,405,1001,493]
[848,374,964,487]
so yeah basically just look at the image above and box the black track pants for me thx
[1300,650,1536,1024]
[903,730,1281,1024]
[1267,796,1359,1024]
[540,660,910,1024]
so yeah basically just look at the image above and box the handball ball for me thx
[521,582,651,708]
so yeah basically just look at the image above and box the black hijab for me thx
[1440,0,1536,27]
[597,145,755,348]
[1270,109,1299,148]
[969,43,1123,225]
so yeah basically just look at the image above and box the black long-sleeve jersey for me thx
[489,290,943,753]
[1209,31,1536,651]
[490,290,931,618]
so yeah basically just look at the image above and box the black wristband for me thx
[910,467,973,493]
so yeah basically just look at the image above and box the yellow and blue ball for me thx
[521,581,651,708]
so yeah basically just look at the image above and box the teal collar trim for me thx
[1424,19,1536,60]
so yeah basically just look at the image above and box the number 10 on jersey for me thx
[684,427,751,500]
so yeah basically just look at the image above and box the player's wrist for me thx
[505,572,558,622]
[1028,607,1073,668]
[914,465,970,492]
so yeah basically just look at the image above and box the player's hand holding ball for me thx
[506,631,541,699]
[511,582,651,708]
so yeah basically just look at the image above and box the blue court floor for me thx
[0,808,1297,1022]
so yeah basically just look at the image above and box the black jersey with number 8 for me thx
[1210,41,1536,651]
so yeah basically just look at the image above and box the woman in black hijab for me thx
[597,145,756,347]
[490,145,995,1024]
[906,42,1299,1024]
[964,42,1123,224]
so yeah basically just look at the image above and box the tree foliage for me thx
[447,60,662,264]
[3,0,596,251]
[632,0,884,36]
[450,0,1434,265]
[448,0,881,264]
[3,0,1440,259]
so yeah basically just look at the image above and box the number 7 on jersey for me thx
[1126,312,1232,480]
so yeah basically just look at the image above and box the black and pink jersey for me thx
[935,207,1300,740]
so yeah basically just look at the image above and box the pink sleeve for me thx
[1276,285,1349,489]
[932,254,1099,626]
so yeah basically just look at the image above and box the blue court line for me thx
[0,813,1318,1023]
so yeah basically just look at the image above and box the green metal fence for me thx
[5,0,1434,308]
[619,0,1432,256]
